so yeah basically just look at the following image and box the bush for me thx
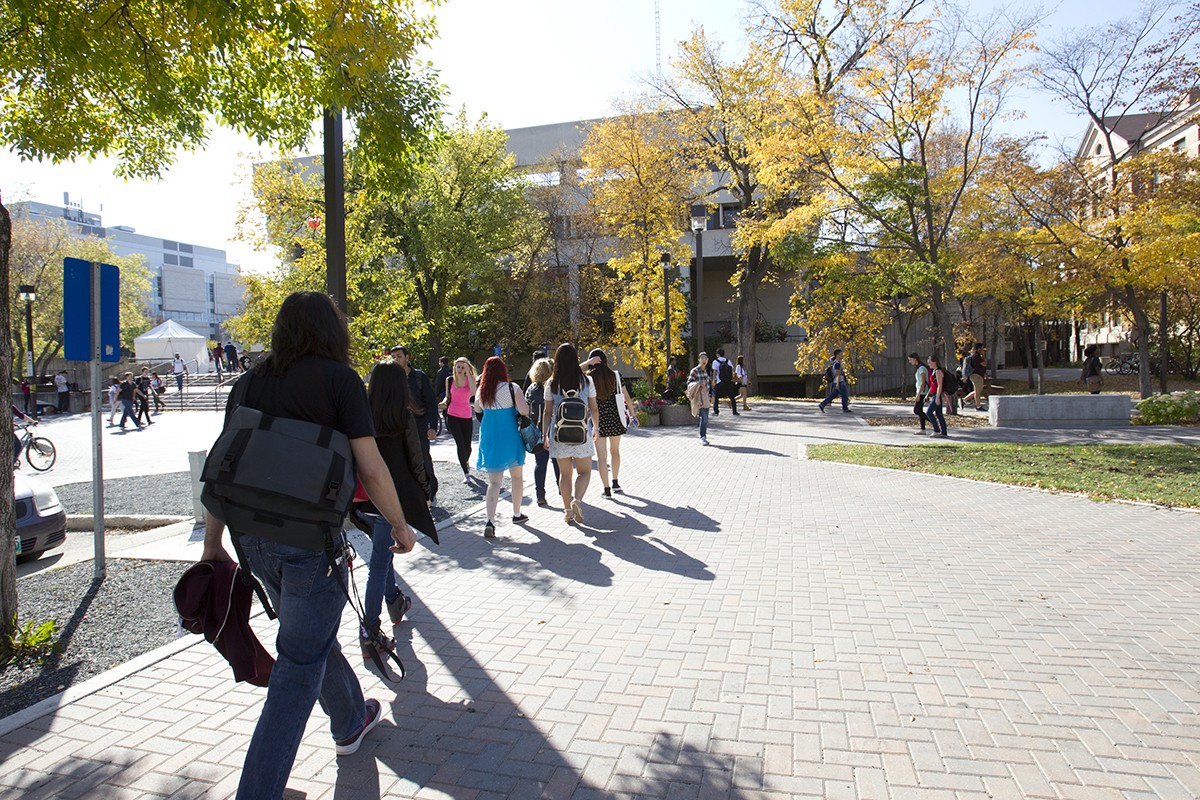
[1136,392,1200,425]
[634,410,650,427]
[630,379,656,402]
[0,616,61,670]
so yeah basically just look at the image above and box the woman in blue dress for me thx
[473,356,530,538]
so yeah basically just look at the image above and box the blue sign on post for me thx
[63,258,120,362]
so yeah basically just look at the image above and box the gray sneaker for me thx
[335,699,382,756]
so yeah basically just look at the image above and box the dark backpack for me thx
[200,372,356,552]
[938,368,960,395]
[553,388,588,444]
[718,359,733,383]
[823,364,835,384]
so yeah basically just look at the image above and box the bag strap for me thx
[229,533,277,621]
[322,528,405,682]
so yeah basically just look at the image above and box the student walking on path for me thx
[135,368,154,426]
[542,343,601,526]
[473,356,530,538]
[735,355,751,412]
[525,357,560,507]
[587,349,634,497]
[200,292,416,799]
[908,353,929,434]
[686,352,714,445]
[926,356,949,438]
[962,343,988,410]
[114,372,144,430]
[390,345,440,504]
[356,362,437,661]
[818,349,851,413]
[710,349,739,415]
[441,357,477,482]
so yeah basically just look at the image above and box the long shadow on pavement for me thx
[576,505,714,581]
[339,587,747,799]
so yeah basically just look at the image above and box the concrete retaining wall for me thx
[989,394,1132,429]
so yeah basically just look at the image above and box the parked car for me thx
[13,472,66,561]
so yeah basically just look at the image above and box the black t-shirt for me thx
[118,382,136,402]
[223,357,374,440]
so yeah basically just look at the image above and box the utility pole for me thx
[324,109,347,313]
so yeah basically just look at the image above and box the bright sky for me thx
[0,0,1125,275]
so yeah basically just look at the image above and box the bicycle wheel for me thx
[25,436,56,471]
[1119,359,1134,375]
[1104,359,1119,376]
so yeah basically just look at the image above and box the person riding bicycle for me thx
[11,403,35,468]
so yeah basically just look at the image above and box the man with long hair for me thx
[390,344,440,503]
[201,292,416,800]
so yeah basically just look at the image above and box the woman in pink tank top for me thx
[441,357,477,480]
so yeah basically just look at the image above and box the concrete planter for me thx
[660,403,692,426]
[642,412,660,428]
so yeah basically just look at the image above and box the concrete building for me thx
[1069,92,1200,359]
[11,197,244,341]
[504,120,927,395]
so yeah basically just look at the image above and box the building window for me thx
[1095,144,1102,155]
[1174,137,1187,153]
[163,254,178,265]
[179,243,193,253]
[179,256,194,267]
[720,204,740,229]
[163,239,178,250]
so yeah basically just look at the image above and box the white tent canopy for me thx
[133,319,211,373]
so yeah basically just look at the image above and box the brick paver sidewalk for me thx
[2,402,1199,799]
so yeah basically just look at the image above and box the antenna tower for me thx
[655,0,662,79]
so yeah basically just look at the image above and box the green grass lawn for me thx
[808,443,1200,508]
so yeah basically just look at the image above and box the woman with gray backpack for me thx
[541,343,601,525]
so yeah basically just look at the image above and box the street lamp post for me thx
[690,205,707,360]
[660,252,672,369]
[18,284,36,417]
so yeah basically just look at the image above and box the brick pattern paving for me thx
[2,402,1199,799]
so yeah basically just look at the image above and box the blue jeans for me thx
[697,407,709,439]
[533,445,560,501]
[175,373,184,392]
[820,381,849,410]
[119,398,139,428]
[236,535,366,800]
[362,514,400,633]
[926,397,946,434]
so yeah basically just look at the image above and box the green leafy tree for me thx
[8,213,152,376]
[581,103,697,386]
[1034,1,1200,397]
[0,0,441,635]
[374,112,541,369]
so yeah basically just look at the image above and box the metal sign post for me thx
[63,258,120,580]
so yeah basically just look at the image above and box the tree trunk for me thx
[1123,286,1155,399]
[898,322,909,403]
[1159,290,1169,395]
[735,244,767,390]
[736,272,758,391]
[988,311,1001,379]
[0,195,17,637]
[1018,320,1035,389]
[1033,316,1046,395]
[929,290,957,362]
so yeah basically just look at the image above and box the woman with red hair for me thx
[472,356,531,538]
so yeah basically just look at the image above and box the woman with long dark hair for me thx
[926,355,949,437]
[440,357,478,481]
[542,343,601,525]
[201,291,415,797]
[586,348,634,497]
[473,356,530,538]
[358,362,438,659]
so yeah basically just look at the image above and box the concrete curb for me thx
[66,514,189,531]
